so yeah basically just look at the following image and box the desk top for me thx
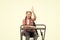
[20,24,46,30]
[21,27,46,30]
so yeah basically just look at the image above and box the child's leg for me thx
[33,32,37,40]
[25,32,30,40]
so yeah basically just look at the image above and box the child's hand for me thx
[31,6,34,13]
[29,26,35,28]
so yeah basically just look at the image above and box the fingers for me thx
[32,6,34,10]
[31,6,34,12]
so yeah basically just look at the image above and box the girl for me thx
[22,7,37,40]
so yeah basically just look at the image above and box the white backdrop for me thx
[0,0,60,40]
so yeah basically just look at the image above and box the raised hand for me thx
[31,6,34,13]
[31,6,36,20]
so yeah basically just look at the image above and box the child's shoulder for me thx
[23,19,26,21]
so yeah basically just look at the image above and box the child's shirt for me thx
[23,18,36,32]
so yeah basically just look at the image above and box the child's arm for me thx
[31,7,36,20]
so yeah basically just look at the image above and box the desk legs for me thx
[20,28,22,40]
[40,29,46,40]
[20,29,46,40]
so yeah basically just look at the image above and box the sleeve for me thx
[32,18,36,21]
[22,19,26,25]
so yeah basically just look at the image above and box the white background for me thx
[0,0,60,40]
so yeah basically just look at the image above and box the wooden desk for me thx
[20,24,46,40]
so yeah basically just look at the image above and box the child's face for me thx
[26,12,32,19]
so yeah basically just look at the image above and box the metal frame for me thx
[20,24,46,40]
